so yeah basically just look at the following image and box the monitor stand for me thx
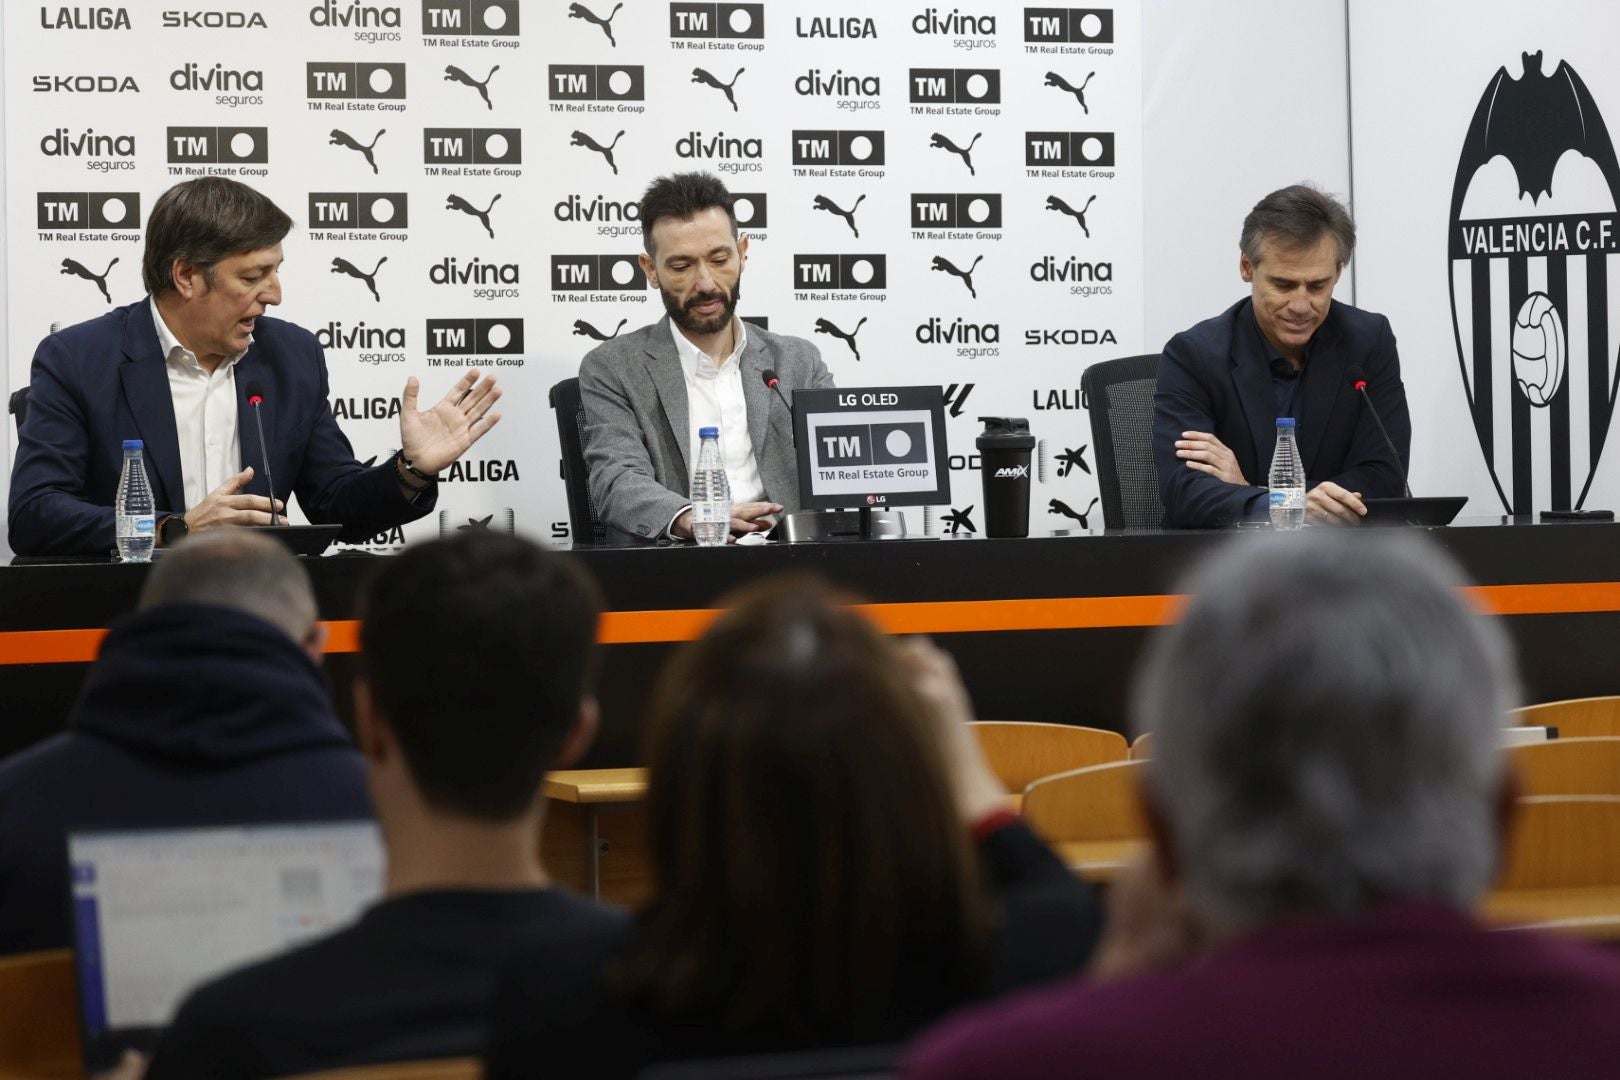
[776,508,908,543]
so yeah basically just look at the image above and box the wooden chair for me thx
[1021,759,1149,881]
[969,721,1128,795]
[1483,795,1620,939]
[0,948,82,1080]
[1512,696,1620,738]
[1129,731,1154,759]
[277,1058,482,1080]
[1508,738,1620,797]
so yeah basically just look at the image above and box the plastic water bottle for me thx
[690,427,731,547]
[116,439,156,562]
[1268,418,1306,530]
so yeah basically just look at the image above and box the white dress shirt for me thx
[668,318,765,535]
[151,298,245,511]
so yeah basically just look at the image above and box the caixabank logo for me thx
[548,65,648,114]
[792,130,886,178]
[308,193,410,240]
[37,192,140,240]
[911,193,1002,239]
[670,3,765,52]
[316,321,408,366]
[793,254,887,302]
[424,128,522,176]
[912,7,997,51]
[1025,130,1115,178]
[422,0,520,45]
[309,1,403,43]
[909,68,1000,116]
[308,62,408,113]
[170,64,264,108]
[424,317,526,370]
[1023,7,1113,54]
[1448,50,1620,515]
[166,127,269,178]
[554,194,641,240]
[550,255,650,303]
[160,9,266,29]
[41,6,132,30]
[39,127,136,173]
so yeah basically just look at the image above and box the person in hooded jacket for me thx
[0,528,371,956]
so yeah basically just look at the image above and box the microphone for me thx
[242,380,283,525]
[1347,365,1411,498]
[760,368,796,445]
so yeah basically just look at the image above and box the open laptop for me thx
[69,820,384,1072]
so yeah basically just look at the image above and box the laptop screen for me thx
[69,820,384,1066]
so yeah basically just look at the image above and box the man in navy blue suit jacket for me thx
[8,177,505,556]
[1153,185,1410,528]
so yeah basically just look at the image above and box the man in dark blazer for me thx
[8,177,503,556]
[1152,185,1410,528]
[580,172,835,543]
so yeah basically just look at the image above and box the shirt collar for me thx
[1242,299,1315,377]
[150,295,249,373]
[668,316,746,381]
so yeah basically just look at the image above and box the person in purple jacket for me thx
[906,531,1620,1080]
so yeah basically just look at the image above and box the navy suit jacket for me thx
[8,299,433,555]
[1152,299,1411,529]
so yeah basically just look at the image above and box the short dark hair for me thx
[357,532,602,822]
[616,575,991,1042]
[1240,184,1356,268]
[638,171,737,255]
[139,528,315,643]
[143,177,292,295]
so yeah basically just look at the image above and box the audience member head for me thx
[138,528,320,655]
[621,575,991,1042]
[1239,183,1356,269]
[355,531,603,824]
[1132,532,1517,938]
[142,176,292,296]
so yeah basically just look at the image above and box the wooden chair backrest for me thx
[1021,759,1149,844]
[1512,696,1620,738]
[1508,737,1620,797]
[277,1059,482,1080]
[0,948,81,1080]
[1497,796,1620,890]
[969,721,1128,793]
[1129,731,1153,759]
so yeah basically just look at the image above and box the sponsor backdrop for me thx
[3,2,1143,549]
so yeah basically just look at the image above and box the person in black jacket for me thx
[0,528,371,957]
[485,576,1103,1078]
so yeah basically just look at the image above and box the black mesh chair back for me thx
[8,387,28,435]
[548,377,607,545]
[1081,354,1164,530]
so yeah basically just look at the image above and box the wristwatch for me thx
[157,514,190,547]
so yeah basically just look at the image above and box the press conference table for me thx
[3,517,1620,769]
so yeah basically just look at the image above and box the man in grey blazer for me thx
[579,172,836,543]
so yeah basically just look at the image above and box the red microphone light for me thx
[248,393,264,406]
[1352,379,1368,392]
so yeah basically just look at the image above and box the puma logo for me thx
[571,129,625,175]
[929,131,981,176]
[811,193,865,238]
[1044,71,1096,113]
[573,318,627,342]
[60,256,117,304]
[329,128,385,174]
[814,316,867,362]
[1049,497,1099,529]
[1046,194,1097,237]
[567,1,623,46]
[930,254,984,299]
[445,193,501,239]
[444,64,498,110]
[691,67,743,112]
[330,256,387,303]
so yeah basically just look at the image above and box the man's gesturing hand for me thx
[1306,481,1366,525]
[183,466,285,531]
[1174,431,1248,485]
[399,370,503,476]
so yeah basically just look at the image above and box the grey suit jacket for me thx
[579,317,836,542]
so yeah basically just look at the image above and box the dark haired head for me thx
[358,532,602,822]
[638,171,737,256]
[1240,184,1356,267]
[617,575,990,1042]
[143,177,293,295]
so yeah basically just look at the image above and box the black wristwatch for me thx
[157,514,190,547]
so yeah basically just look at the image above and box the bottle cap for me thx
[1276,417,1297,428]
[122,439,144,451]
[698,426,720,439]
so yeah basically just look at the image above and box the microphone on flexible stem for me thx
[1347,365,1411,498]
[242,381,283,525]
[760,368,795,444]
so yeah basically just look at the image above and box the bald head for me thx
[138,529,317,644]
